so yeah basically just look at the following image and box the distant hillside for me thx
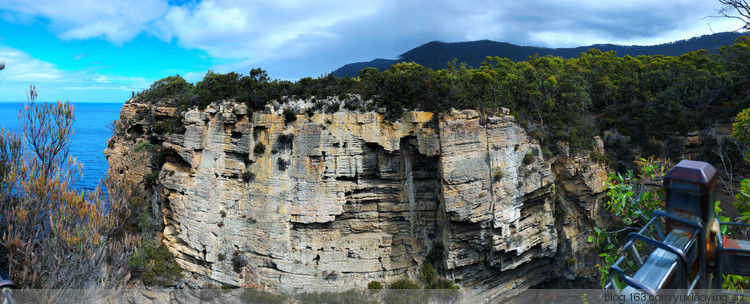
[333,32,746,77]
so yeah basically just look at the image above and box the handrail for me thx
[609,264,658,296]
[0,276,15,304]
[627,232,689,265]
[718,221,750,227]
[609,211,705,295]
[652,210,704,230]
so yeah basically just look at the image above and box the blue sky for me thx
[0,0,745,103]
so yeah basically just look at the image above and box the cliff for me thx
[105,98,609,299]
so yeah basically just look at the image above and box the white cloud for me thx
[0,46,150,102]
[0,0,169,43]
[154,0,383,60]
[0,46,63,82]
[0,0,747,81]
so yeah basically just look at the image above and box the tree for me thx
[0,86,133,299]
[718,0,750,30]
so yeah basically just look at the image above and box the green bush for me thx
[297,290,375,304]
[590,150,610,164]
[367,281,383,289]
[128,238,183,287]
[137,75,192,103]
[277,157,289,171]
[241,288,290,304]
[425,243,444,266]
[242,170,255,182]
[428,278,459,290]
[195,70,243,109]
[144,171,159,188]
[421,263,437,287]
[134,141,159,153]
[326,103,340,113]
[283,108,298,124]
[254,143,266,154]
[523,152,534,165]
[152,117,185,134]
[388,277,420,289]
[132,40,750,154]
[232,250,246,273]
[492,167,504,181]
[126,195,158,234]
[277,133,295,146]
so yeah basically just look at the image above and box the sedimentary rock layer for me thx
[106,100,608,299]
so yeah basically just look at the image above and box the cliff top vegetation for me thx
[134,37,750,159]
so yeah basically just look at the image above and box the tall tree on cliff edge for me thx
[719,0,750,29]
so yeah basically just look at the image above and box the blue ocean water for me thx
[0,102,124,192]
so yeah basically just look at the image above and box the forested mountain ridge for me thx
[333,32,746,77]
[129,35,750,175]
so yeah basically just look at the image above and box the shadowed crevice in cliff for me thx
[288,135,443,282]
[128,124,144,138]
[162,146,191,172]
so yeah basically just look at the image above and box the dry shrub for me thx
[0,86,134,297]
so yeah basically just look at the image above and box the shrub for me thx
[388,277,420,289]
[428,278,459,290]
[0,93,130,290]
[150,150,167,169]
[368,281,383,289]
[242,170,256,182]
[492,167,504,181]
[218,253,226,261]
[128,238,183,287]
[425,243,445,266]
[107,139,115,148]
[523,152,534,165]
[232,250,247,273]
[297,290,375,304]
[277,157,289,171]
[326,103,340,113]
[590,150,610,164]
[283,108,297,124]
[152,117,185,134]
[254,142,266,154]
[277,133,295,146]
[134,141,159,153]
[241,288,290,304]
[323,270,338,280]
[137,75,192,103]
[144,171,159,187]
[194,70,243,109]
[421,263,437,287]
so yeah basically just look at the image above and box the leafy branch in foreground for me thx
[0,86,134,295]
[591,157,672,287]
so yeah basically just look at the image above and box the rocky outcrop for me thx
[550,140,609,281]
[106,99,608,299]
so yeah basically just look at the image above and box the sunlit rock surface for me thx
[106,99,608,300]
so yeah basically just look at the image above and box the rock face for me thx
[106,100,608,299]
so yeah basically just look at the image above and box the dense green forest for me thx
[136,36,750,164]
[332,32,745,77]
